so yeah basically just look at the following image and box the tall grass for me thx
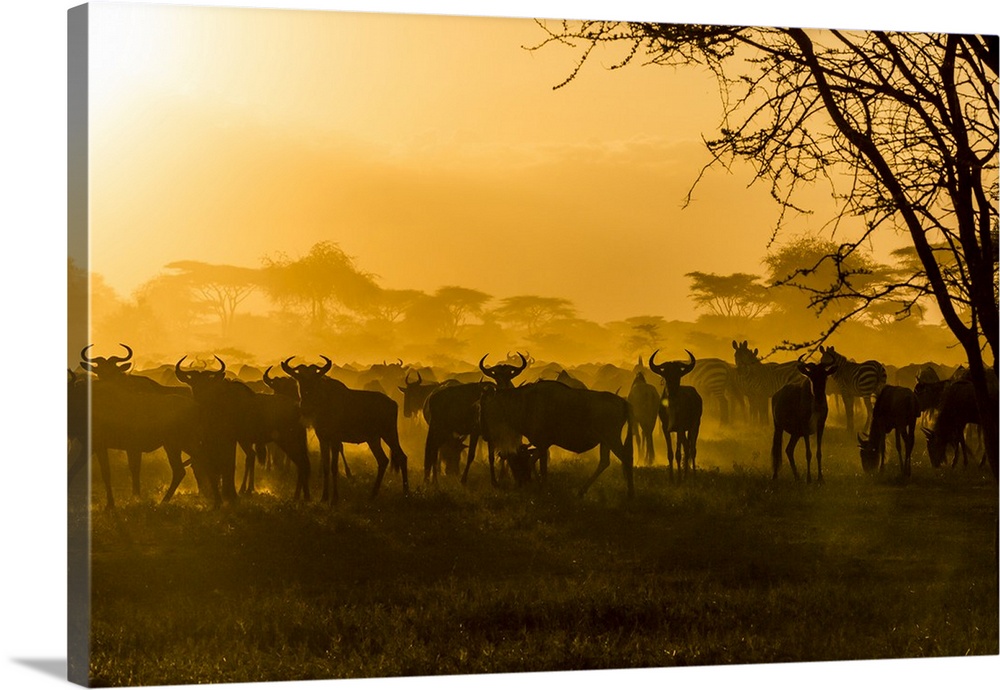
[81,432,998,686]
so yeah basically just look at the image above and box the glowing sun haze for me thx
[88,2,847,323]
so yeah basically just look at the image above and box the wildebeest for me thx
[479,380,634,498]
[731,340,803,424]
[175,355,261,505]
[923,379,984,469]
[818,345,887,433]
[397,369,451,420]
[80,345,203,509]
[478,353,528,388]
[770,359,838,482]
[648,350,703,475]
[422,381,494,484]
[857,385,920,477]
[626,369,661,466]
[282,356,408,502]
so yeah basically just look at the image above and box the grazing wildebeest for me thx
[282,356,408,502]
[923,379,984,469]
[731,340,803,424]
[422,381,494,484]
[626,369,661,466]
[80,345,202,508]
[479,380,634,498]
[770,359,838,482]
[857,385,920,477]
[818,345,887,433]
[648,350,703,476]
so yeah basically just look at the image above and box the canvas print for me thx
[67,1,998,687]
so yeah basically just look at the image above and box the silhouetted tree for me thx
[686,272,772,320]
[165,261,259,337]
[763,236,889,323]
[433,286,493,339]
[621,315,666,359]
[491,295,576,339]
[261,241,379,329]
[535,23,998,476]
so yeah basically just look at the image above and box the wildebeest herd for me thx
[67,341,995,509]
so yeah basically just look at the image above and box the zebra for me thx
[686,357,738,425]
[818,345,887,433]
[731,340,804,424]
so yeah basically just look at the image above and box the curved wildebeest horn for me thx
[281,356,299,377]
[479,354,494,376]
[317,355,333,376]
[680,350,696,375]
[106,343,133,366]
[175,356,193,384]
[512,352,528,375]
[263,365,275,387]
[404,369,422,386]
[80,344,97,363]
[213,355,226,374]
[648,349,665,375]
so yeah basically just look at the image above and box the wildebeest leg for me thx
[389,438,409,495]
[162,448,187,503]
[275,427,310,500]
[127,449,142,497]
[461,431,480,485]
[424,430,442,484]
[367,440,391,498]
[579,444,611,497]
[689,423,700,474]
[803,434,813,483]
[340,446,352,479]
[220,443,239,503]
[330,441,343,503]
[319,438,332,501]
[95,448,115,510]
[816,427,825,484]
[785,435,801,480]
[239,442,254,494]
[862,396,874,433]
[903,423,915,477]
[538,447,549,482]
[895,426,906,477]
[486,441,500,487]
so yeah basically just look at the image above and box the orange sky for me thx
[87,1,882,323]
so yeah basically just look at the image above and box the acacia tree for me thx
[685,271,772,320]
[491,295,577,339]
[165,261,259,337]
[261,241,379,329]
[533,22,998,476]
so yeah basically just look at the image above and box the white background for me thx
[2,2,997,689]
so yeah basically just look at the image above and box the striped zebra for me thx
[731,340,804,424]
[686,357,738,425]
[818,345,888,433]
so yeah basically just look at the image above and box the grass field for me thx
[77,423,999,686]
